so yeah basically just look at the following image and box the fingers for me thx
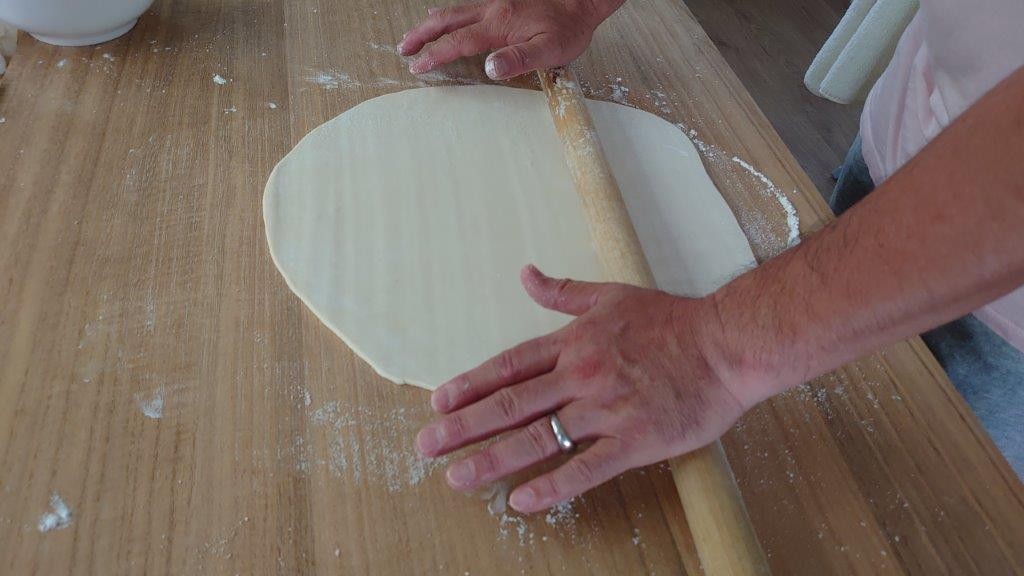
[484,35,560,80]
[431,332,560,413]
[398,4,481,57]
[509,438,627,513]
[520,264,614,316]
[417,372,574,457]
[444,405,599,490]
[409,23,498,74]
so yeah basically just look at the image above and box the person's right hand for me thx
[397,0,625,81]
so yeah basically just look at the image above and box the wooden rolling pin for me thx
[537,67,770,576]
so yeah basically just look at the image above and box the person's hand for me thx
[397,0,625,80]
[415,264,758,513]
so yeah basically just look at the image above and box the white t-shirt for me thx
[860,0,1024,351]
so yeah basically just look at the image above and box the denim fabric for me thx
[830,137,1023,479]
[829,135,875,215]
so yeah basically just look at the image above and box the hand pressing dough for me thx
[263,86,754,390]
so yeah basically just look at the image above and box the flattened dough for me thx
[263,86,754,390]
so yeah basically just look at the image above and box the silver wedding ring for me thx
[549,413,575,453]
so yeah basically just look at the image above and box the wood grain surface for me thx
[0,0,1021,575]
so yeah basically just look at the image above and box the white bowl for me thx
[0,0,155,46]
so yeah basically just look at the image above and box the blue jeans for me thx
[831,136,1024,478]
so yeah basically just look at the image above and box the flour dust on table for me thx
[263,86,755,390]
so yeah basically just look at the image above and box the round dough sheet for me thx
[263,86,755,390]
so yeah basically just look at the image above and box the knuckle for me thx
[443,413,469,443]
[475,448,501,477]
[600,284,626,304]
[492,387,521,423]
[567,456,598,486]
[593,285,614,307]
[523,421,552,456]
[494,349,518,381]
[504,46,529,70]
[489,0,515,22]
[431,5,461,24]
[535,475,559,502]
[425,10,445,25]
[449,374,472,402]
[447,26,474,46]
[552,278,573,306]
[547,34,567,55]
[418,47,440,66]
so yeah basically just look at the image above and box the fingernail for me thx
[484,54,503,80]
[431,387,451,412]
[416,425,443,455]
[446,460,476,486]
[509,487,536,511]
[397,40,407,54]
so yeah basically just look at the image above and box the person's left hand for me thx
[397,0,619,80]
[415,264,754,513]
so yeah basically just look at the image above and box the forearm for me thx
[707,67,1024,406]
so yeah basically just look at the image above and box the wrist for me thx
[689,285,783,410]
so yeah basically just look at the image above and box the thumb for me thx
[520,264,610,316]
[484,36,561,80]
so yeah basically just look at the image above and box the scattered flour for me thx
[223,106,238,114]
[302,59,480,92]
[38,493,73,532]
[0,117,5,124]
[648,90,672,115]
[549,76,578,118]
[102,53,115,61]
[370,77,404,87]
[491,496,583,551]
[294,401,447,491]
[136,388,164,419]
[305,70,357,90]
[730,156,775,190]
[57,58,68,69]
[730,156,801,247]
[411,69,479,85]
[543,500,578,531]
[212,74,228,85]
[366,42,399,55]
[608,78,630,105]
[267,101,278,109]
[195,515,251,566]
[480,480,511,516]
[777,191,801,247]
[678,126,786,254]
[497,513,533,547]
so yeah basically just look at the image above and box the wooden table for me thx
[1,0,1021,574]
